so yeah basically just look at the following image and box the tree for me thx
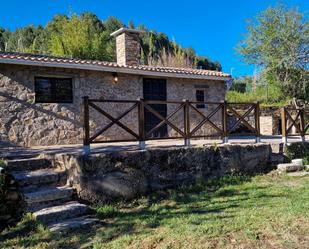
[103,16,123,33]
[128,20,135,29]
[0,28,9,51]
[213,60,222,71]
[238,4,309,100]
[48,14,111,60]
[229,76,253,93]
[1,12,222,70]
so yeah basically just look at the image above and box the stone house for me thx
[0,28,231,148]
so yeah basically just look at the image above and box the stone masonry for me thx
[51,143,272,202]
[260,116,273,135]
[0,64,225,147]
[115,31,141,66]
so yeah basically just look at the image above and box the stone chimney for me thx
[110,28,144,67]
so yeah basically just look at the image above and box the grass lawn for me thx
[1,173,309,249]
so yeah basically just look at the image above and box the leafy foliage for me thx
[237,4,309,100]
[0,13,222,70]
[227,84,288,106]
[229,76,254,93]
[227,68,293,106]
[285,142,309,161]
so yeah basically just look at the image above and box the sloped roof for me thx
[0,51,231,80]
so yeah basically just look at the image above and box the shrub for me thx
[285,142,309,160]
[226,84,288,106]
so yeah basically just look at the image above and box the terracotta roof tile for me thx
[0,51,231,79]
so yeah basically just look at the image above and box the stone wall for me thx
[260,116,273,135]
[0,171,23,231]
[0,64,225,147]
[260,107,281,135]
[50,143,272,203]
[115,32,141,66]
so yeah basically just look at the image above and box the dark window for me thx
[196,90,205,108]
[35,77,73,103]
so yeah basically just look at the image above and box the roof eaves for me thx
[0,58,231,81]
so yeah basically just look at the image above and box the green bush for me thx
[303,156,309,166]
[285,142,309,161]
[226,84,288,106]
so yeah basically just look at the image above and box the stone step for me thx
[33,201,90,224]
[48,215,99,233]
[0,153,40,160]
[11,169,67,188]
[277,163,305,172]
[291,159,303,166]
[23,186,74,210]
[5,158,52,172]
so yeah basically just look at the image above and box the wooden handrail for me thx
[83,97,261,146]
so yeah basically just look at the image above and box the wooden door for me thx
[143,78,167,137]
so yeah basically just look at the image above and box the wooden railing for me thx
[281,107,309,142]
[83,97,260,150]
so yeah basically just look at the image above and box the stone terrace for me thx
[0,136,307,159]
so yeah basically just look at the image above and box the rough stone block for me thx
[291,159,303,166]
[277,163,304,172]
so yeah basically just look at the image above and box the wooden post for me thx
[255,102,261,143]
[281,107,287,144]
[300,109,305,143]
[83,96,90,156]
[222,101,228,143]
[183,99,190,146]
[138,98,146,150]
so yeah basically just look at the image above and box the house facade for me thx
[0,28,231,148]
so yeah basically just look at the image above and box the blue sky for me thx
[0,0,308,76]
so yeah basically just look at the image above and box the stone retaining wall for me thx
[50,143,272,203]
[0,172,23,231]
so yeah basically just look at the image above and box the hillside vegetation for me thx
[0,13,222,70]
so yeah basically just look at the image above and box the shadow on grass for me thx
[90,174,286,244]
[92,176,290,243]
[0,175,288,248]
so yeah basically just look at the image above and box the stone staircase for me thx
[5,157,99,233]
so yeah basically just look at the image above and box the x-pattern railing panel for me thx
[144,101,185,139]
[85,98,140,143]
[282,108,309,137]
[188,102,224,137]
[227,103,260,136]
[286,111,302,134]
[227,104,257,134]
[88,101,139,142]
[83,97,261,146]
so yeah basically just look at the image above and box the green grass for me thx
[1,173,309,249]
[96,205,119,219]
